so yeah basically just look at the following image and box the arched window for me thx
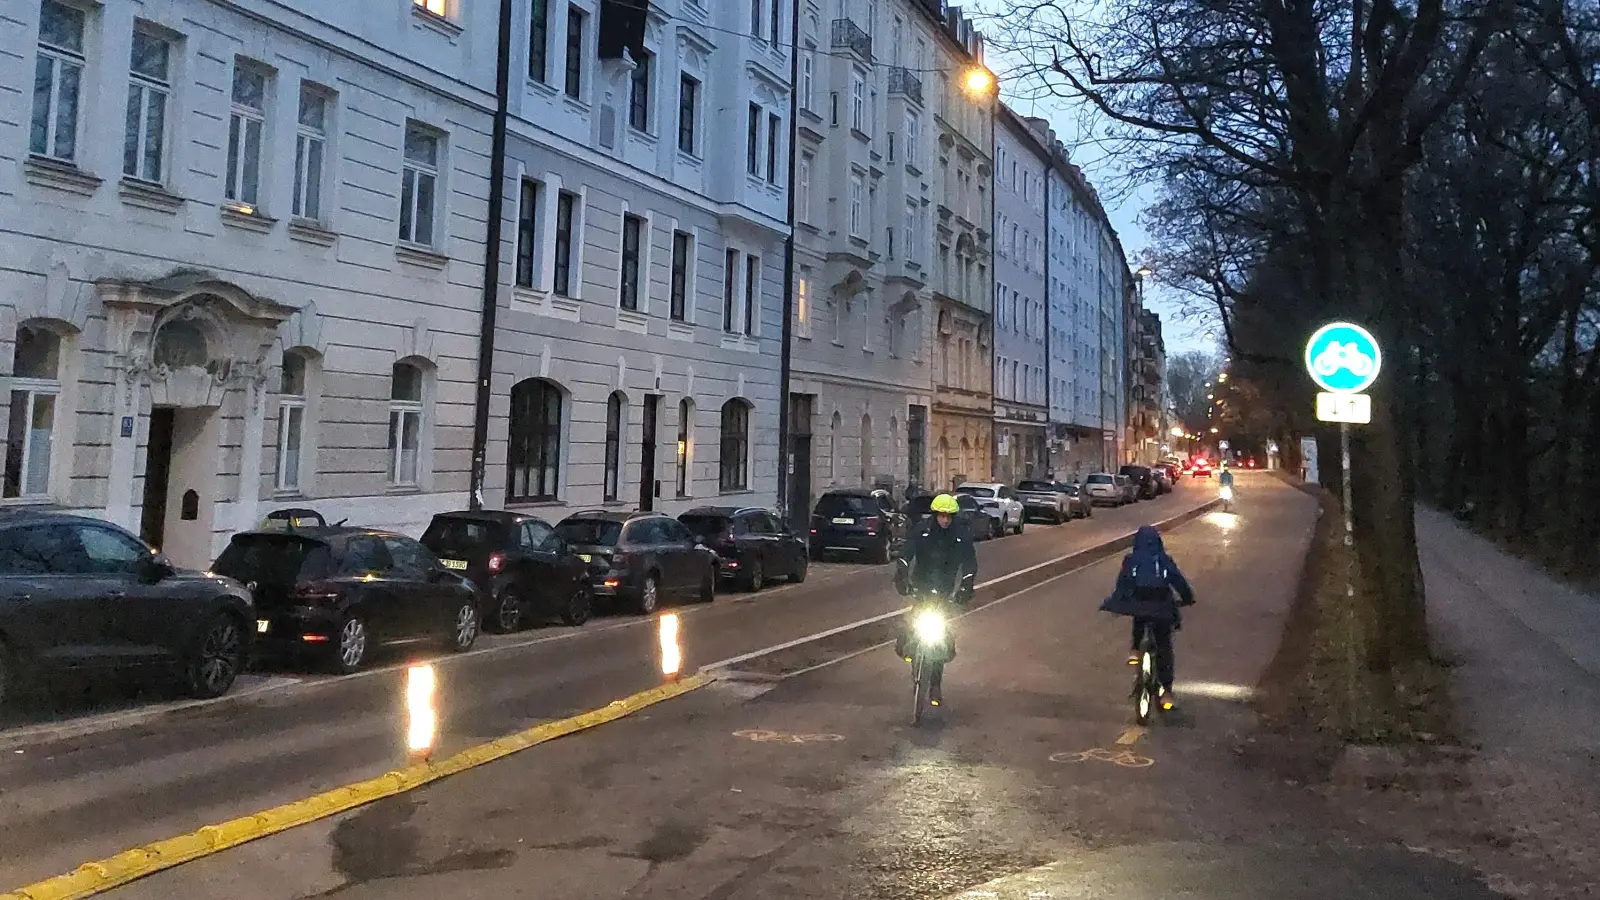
[508,378,562,501]
[276,351,311,491]
[859,413,873,485]
[603,391,625,502]
[675,398,695,498]
[388,361,425,485]
[828,410,842,483]
[719,398,751,492]
[5,325,62,498]
[153,319,209,369]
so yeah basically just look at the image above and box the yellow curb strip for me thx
[3,673,711,900]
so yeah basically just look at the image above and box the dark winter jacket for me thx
[1099,526,1195,622]
[901,517,978,598]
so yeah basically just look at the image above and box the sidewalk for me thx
[1359,508,1600,898]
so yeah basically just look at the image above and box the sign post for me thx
[1305,321,1382,606]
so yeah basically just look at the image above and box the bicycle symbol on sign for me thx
[732,729,846,744]
[1048,748,1155,768]
[1311,341,1376,379]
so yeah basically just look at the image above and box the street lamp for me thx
[1217,372,1227,382]
[1136,265,1154,279]
[962,66,996,97]
[1210,427,1219,434]
[1170,425,1185,437]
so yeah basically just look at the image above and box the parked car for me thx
[1015,479,1071,524]
[1115,474,1141,503]
[211,525,479,675]
[678,506,808,591]
[954,483,1026,537]
[809,489,906,563]
[420,510,593,632]
[1151,466,1174,494]
[554,511,715,614]
[1083,473,1125,507]
[0,512,253,706]
[1120,465,1160,499]
[1054,482,1093,519]
[903,492,991,540]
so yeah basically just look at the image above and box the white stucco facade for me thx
[1,0,497,568]
[991,107,1049,483]
[481,0,788,519]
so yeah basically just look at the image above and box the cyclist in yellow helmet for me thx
[892,492,977,705]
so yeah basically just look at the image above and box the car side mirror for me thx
[141,553,173,582]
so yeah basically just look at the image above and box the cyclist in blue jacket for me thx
[1100,525,1195,709]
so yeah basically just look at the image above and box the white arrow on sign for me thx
[1316,392,1371,425]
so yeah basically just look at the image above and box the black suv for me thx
[809,489,905,563]
[0,512,253,706]
[554,511,716,614]
[678,506,809,592]
[1120,464,1159,500]
[420,510,593,632]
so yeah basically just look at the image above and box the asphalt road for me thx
[0,482,1213,893]
[82,475,1505,900]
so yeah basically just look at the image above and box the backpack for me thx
[1129,552,1168,590]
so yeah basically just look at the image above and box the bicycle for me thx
[1132,621,1162,725]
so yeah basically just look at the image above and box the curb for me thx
[706,497,1223,680]
[1,673,714,900]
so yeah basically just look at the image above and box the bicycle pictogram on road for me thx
[1049,747,1155,768]
[732,729,845,744]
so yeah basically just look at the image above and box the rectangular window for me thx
[743,253,759,336]
[765,112,780,183]
[414,0,447,15]
[293,85,328,221]
[677,74,699,154]
[529,0,549,82]
[398,124,439,246]
[797,153,812,222]
[628,49,652,132]
[746,103,761,175]
[388,364,424,486]
[275,355,307,492]
[850,72,865,130]
[515,178,541,288]
[770,0,781,43]
[849,173,864,236]
[904,111,919,165]
[564,5,585,99]
[225,62,268,208]
[750,0,763,37]
[670,230,691,321]
[619,213,644,311]
[904,202,916,262]
[796,269,811,338]
[553,190,577,296]
[30,0,86,162]
[723,248,739,333]
[800,48,814,111]
[123,28,171,182]
[4,386,57,498]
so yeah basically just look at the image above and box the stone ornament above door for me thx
[96,272,297,409]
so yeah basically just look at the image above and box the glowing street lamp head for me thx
[962,66,995,96]
[1136,265,1154,279]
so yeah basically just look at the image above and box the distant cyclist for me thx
[1218,462,1236,492]
[894,493,977,706]
[1100,525,1195,709]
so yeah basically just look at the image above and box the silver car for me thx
[1083,473,1124,507]
[1114,474,1139,504]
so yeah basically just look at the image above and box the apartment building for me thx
[1,0,498,568]
[991,106,1049,483]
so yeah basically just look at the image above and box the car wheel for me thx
[490,583,523,634]
[185,614,244,699]
[791,556,809,583]
[332,614,369,675]
[637,573,660,614]
[698,569,716,603]
[560,583,593,626]
[1013,516,1025,535]
[745,555,765,592]
[447,600,480,652]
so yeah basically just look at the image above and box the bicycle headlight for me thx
[913,609,946,643]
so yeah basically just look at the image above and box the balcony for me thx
[831,18,873,61]
[888,66,923,105]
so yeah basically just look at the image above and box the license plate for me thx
[256,619,270,634]
[831,517,854,524]
[441,558,468,570]
[579,553,592,563]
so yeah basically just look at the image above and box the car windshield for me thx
[956,486,995,498]
[420,517,506,553]
[553,519,623,547]
[678,514,730,539]
[815,494,875,515]
[212,534,333,584]
[1017,481,1054,492]
[1087,474,1114,484]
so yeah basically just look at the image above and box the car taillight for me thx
[487,552,505,574]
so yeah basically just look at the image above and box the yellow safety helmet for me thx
[930,493,961,514]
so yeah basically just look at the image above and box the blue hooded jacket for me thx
[1099,526,1194,621]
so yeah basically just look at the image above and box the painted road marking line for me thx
[731,729,845,744]
[1115,727,1146,746]
[1048,748,1154,768]
[0,674,715,900]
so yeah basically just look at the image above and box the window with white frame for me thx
[30,0,86,163]
[388,362,424,486]
[743,253,759,336]
[750,0,764,38]
[670,230,692,322]
[800,48,814,111]
[275,352,308,492]
[677,74,699,154]
[769,0,781,42]
[123,27,172,183]
[515,178,541,288]
[904,202,916,262]
[619,212,644,311]
[628,49,652,132]
[718,399,750,492]
[746,103,761,175]
[849,173,864,236]
[399,124,440,246]
[225,61,268,208]
[564,5,586,99]
[293,85,329,221]
[675,398,694,497]
[603,391,624,501]
[529,0,550,82]
[554,190,578,296]
[765,112,781,183]
[3,325,62,499]
[797,153,813,222]
[414,0,448,16]
[850,71,865,130]
[796,269,811,339]
[722,248,739,333]
[903,111,919,165]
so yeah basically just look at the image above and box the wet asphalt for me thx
[0,484,1213,892]
[84,475,1508,900]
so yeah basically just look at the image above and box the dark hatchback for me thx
[0,512,253,706]
[554,512,715,615]
[420,511,593,632]
[678,506,808,592]
[903,492,991,540]
[809,489,905,562]
[1120,464,1159,500]
[210,527,481,675]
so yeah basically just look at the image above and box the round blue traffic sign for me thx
[1305,322,1381,394]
